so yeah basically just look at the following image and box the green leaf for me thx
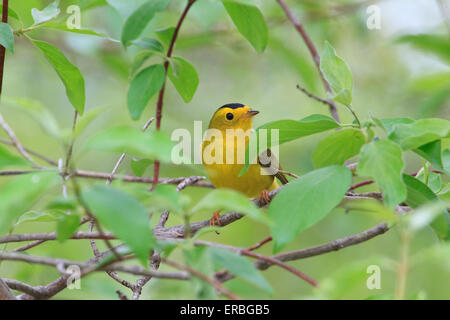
[357,140,406,208]
[82,185,155,266]
[127,64,165,120]
[443,148,450,173]
[0,172,58,234]
[86,126,174,162]
[320,41,353,105]
[256,114,340,145]
[403,174,448,239]
[133,38,164,52]
[121,0,169,46]
[210,246,272,294]
[388,118,450,150]
[74,106,108,138]
[31,0,60,25]
[403,174,438,208]
[32,40,85,114]
[0,5,20,20]
[130,158,153,177]
[168,57,199,103]
[16,210,65,225]
[222,0,268,53]
[0,145,29,169]
[42,22,110,39]
[406,201,449,235]
[239,114,340,176]
[414,140,443,170]
[0,23,14,53]
[4,97,60,139]
[425,172,442,193]
[269,166,352,252]
[377,118,414,135]
[342,199,396,223]
[155,27,175,48]
[57,213,80,242]
[183,246,216,299]
[396,34,450,64]
[106,0,148,19]
[130,51,154,77]
[46,196,78,211]
[192,189,271,225]
[312,128,365,168]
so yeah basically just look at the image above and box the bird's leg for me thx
[257,189,271,206]
[209,210,222,227]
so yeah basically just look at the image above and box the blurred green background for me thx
[0,0,449,299]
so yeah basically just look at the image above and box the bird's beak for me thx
[241,110,259,119]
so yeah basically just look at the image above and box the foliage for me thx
[0,0,448,300]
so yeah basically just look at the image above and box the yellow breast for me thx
[202,130,276,197]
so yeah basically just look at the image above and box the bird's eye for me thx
[226,113,234,120]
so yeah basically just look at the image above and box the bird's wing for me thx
[257,149,289,185]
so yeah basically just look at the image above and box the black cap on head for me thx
[219,103,245,109]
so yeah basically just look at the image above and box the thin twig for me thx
[152,0,196,190]
[195,240,317,287]
[349,179,374,191]
[0,251,189,299]
[0,139,58,166]
[3,279,42,298]
[254,222,389,270]
[106,117,155,185]
[246,236,273,251]
[0,113,42,168]
[13,217,91,252]
[161,257,240,300]
[216,222,389,283]
[0,168,213,188]
[0,3,38,170]
[0,0,8,95]
[296,84,334,105]
[157,175,205,227]
[116,290,128,300]
[277,0,339,122]
[63,111,78,176]
[132,252,161,300]
[0,278,16,300]
[277,169,299,179]
[13,240,47,252]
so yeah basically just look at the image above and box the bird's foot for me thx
[209,210,221,234]
[257,189,271,206]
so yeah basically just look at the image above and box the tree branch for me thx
[0,0,8,95]
[152,0,196,190]
[0,139,58,166]
[0,278,16,300]
[195,240,318,287]
[106,117,155,185]
[0,113,42,168]
[255,222,389,270]
[161,257,240,300]
[276,0,340,122]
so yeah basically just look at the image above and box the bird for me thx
[202,103,288,225]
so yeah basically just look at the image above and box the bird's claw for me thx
[209,210,221,234]
[257,189,270,206]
